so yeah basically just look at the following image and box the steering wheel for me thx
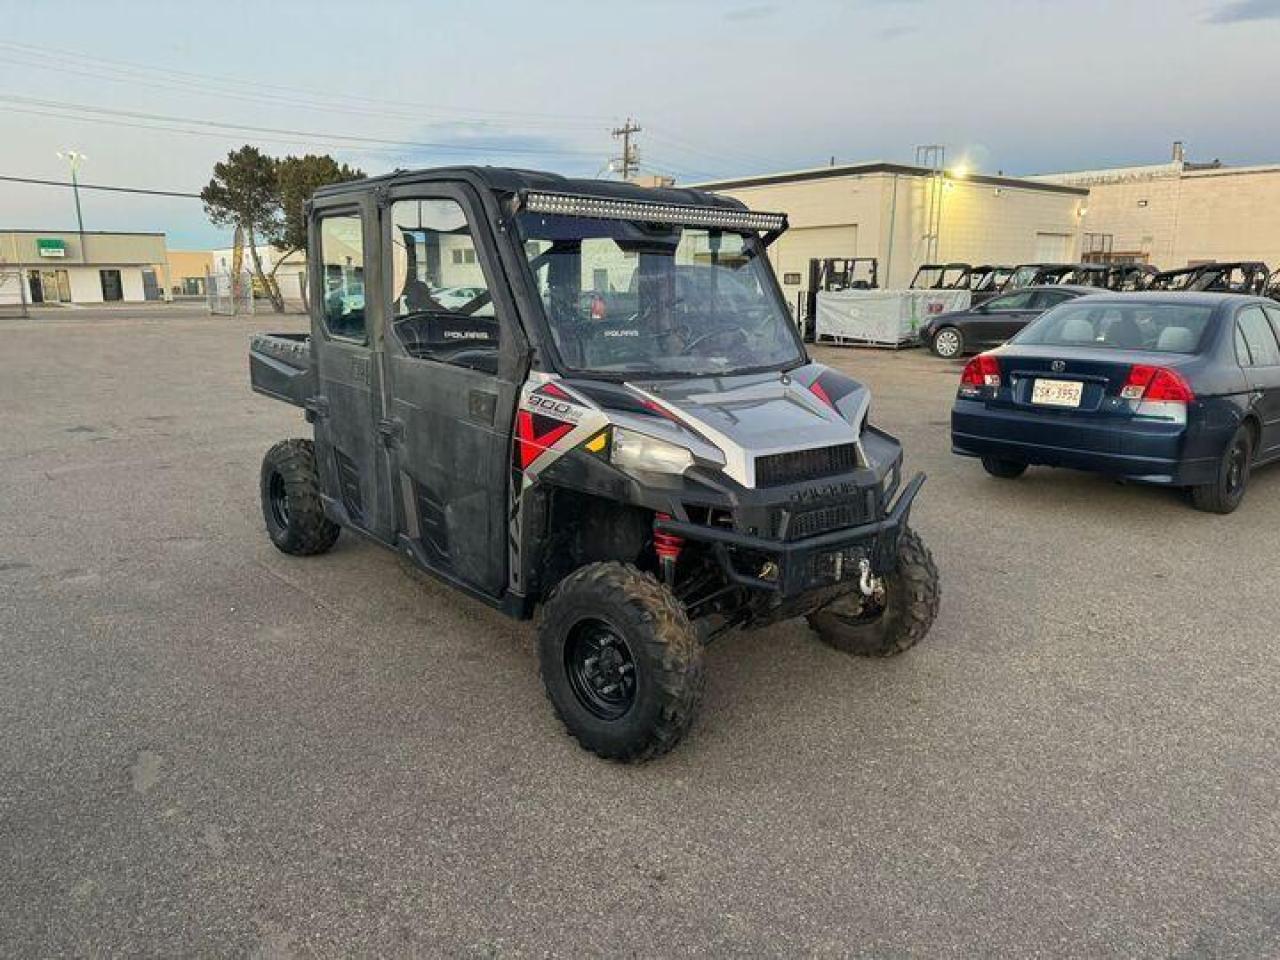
[677,305,774,356]
[678,325,749,356]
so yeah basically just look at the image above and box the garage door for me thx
[1034,232,1074,262]
[770,225,858,291]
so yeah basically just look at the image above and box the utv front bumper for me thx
[654,472,924,599]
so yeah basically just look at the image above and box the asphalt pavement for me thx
[2,306,1278,957]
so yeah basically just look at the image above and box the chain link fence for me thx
[206,267,254,316]
[0,267,30,318]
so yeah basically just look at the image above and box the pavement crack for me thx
[254,562,354,623]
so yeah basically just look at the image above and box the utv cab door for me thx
[308,200,396,542]
[379,186,524,597]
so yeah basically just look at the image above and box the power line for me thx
[645,124,779,172]
[0,39,614,129]
[0,174,200,198]
[0,46,608,134]
[0,40,792,183]
[0,103,423,158]
[0,95,603,158]
[0,39,796,182]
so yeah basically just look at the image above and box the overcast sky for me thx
[2,0,1278,248]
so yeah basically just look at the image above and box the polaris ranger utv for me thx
[250,167,939,761]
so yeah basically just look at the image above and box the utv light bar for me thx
[522,191,788,233]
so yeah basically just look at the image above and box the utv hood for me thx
[624,363,871,488]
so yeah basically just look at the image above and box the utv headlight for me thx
[611,428,695,475]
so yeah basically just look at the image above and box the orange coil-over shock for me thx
[653,513,683,587]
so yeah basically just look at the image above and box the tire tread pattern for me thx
[261,439,341,556]
[538,562,705,762]
[807,528,940,657]
[1191,425,1252,514]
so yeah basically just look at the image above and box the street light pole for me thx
[57,151,87,254]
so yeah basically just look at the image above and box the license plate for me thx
[1031,379,1083,408]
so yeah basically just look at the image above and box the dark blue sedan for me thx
[950,293,1280,512]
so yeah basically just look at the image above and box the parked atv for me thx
[250,167,940,761]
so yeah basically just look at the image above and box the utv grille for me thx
[755,443,858,487]
[781,501,869,541]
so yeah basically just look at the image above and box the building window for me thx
[29,269,72,304]
[100,269,123,302]
[450,248,477,265]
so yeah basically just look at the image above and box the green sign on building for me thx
[37,237,67,258]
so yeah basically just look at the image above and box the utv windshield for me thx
[516,212,804,378]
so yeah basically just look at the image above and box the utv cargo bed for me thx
[250,333,313,408]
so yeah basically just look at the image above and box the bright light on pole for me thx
[56,150,87,238]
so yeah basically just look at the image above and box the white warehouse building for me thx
[696,162,1089,295]
[0,229,169,305]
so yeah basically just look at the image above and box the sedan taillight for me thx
[1120,364,1195,404]
[959,354,1001,397]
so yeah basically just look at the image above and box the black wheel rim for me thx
[564,619,637,721]
[268,470,290,529]
[1226,439,1248,497]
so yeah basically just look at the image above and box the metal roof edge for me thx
[688,162,1087,196]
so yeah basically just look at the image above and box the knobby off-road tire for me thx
[806,527,940,657]
[1191,424,1253,514]
[981,456,1028,479]
[538,563,705,762]
[260,439,341,556]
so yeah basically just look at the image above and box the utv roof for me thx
[1193,260,1269,273]
[312,165,748,213]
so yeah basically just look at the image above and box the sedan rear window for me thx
[1012,302,1213,353]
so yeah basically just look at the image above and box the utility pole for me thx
[57,150,87,257]
[611,118,641,181]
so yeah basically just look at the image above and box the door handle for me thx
[377,417,404,447]
[304,396,330,422]
[468,390,497,424]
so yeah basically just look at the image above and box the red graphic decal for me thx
[515,409,575,469]
[539,382,572,400]
[808,379,835,409]
[641,398,681,422]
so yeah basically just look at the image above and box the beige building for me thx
[0,229,169,305]
[696,162,1089,292]
[1031,147,1280,271]
[166,250,214,298]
